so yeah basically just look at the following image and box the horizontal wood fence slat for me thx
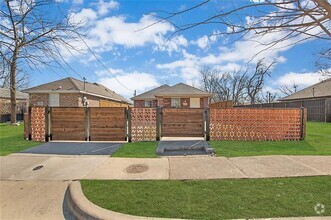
[162,108,204,137]
[89,107,126,141]
[51,107,86,141]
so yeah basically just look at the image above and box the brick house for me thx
[23,77,131,107]
[0,88,28,122]
[132,83,212,108]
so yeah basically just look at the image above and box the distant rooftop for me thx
[0,88,28,99]
[23,77,130,103]
[280,78,331,101]
[131,83,212,100]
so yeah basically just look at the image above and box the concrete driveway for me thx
[19,142,123,156]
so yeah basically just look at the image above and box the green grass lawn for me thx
[112,141,158,158]
[210,122,331,157]
[0,123,40,156]
[82,176,331,219]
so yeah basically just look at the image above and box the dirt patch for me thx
[125,164,149,174]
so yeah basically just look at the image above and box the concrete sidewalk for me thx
[1,154,330,181]
[0,180,69,220]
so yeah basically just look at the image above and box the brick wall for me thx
[29,93,103,107]
[200,97,209,108]
[134,100,145,107]
[136,97,209,108]
[29,93,49,106]
[134,100,158,107]
[163,98,171,107]
[60,93,80,107]
[79,94,100,107]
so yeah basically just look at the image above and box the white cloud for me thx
[275,72,322,88]
[191,31,221,50]
[94,0,119,16]
[89,15,174,48]
[191,36,209,49]
[70,8,98,25]
[154,35,188,55]
[97,70,160,98]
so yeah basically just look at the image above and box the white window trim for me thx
[144,100,152,107]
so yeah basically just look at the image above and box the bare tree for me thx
[200,60,275,105]
[152,0,330,47]
[200,66,248,104]
[262,91,278,103]
[246,60,275,104]
[279,82,299,95]
[0,0,82,123]
[315,48,331,77]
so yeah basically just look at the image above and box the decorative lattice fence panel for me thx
[31,107,46,141]
[131,108,157,142]
[210,108,303,141]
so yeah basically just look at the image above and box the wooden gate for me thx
[51,107,86,140]
[89,107,126,141]
[50,107,126,141]
[162,108,205,137]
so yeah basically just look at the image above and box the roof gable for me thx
[280,78,331,101]
[131,84,170,100]
[155,83,212,97]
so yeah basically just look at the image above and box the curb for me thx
[66,180,182,220]
[66,181,331,220]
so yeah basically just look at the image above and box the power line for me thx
[77,35,133,92]
[54,2,133,92]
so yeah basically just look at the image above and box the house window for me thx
[49,93,59,107]
[190,98,200,108]
[171,98,180,108]
[145,100,152,107]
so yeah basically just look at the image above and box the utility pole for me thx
[83,77,86,91]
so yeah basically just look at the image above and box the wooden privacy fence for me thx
[210,108,306,141]
[25,106,306,142]
[162,108,205,137]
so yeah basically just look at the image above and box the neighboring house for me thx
[0,88,28,122]
[132,83,212,108]
[23,77,131,107]
[279,78,331,122]
[279,78,331,102]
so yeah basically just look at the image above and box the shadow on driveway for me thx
[19,142,123,156]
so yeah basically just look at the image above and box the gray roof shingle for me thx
[23,77,130,103]
[0,88,28,99]
[131,84,170,100]
[155,83,212,97]
[280,78,331,101]
[131,83,212,100]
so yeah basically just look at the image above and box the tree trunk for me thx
[10,49,17,124]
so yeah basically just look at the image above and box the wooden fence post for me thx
[156,107,161,141]
[127,107,132,142]
[85,107,90,141]
[205,108,210,141]
[28,107,32,140]
[300,107,306,140]
[45,106,50,142]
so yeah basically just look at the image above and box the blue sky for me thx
[29,0,328,98]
